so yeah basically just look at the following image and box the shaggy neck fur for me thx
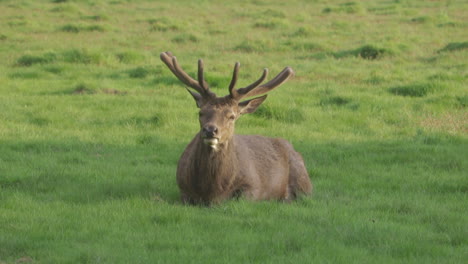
[190,133,238,202]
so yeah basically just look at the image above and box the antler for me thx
[161,52,294,101]
[160,51,212,97]
[228,63,294,101]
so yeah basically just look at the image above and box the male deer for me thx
[161,52,312,205]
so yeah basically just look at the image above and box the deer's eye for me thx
[228,115,236,120]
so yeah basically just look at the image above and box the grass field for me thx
[0,0,467,263]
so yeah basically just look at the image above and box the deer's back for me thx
[233,134,297,199]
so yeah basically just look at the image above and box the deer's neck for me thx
[192,134,238,197]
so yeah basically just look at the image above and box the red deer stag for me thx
[160,52,312,205]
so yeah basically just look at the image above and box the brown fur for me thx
[177,132,312,205]
[161,52,312,205]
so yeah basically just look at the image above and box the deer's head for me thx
[160,52,294,150]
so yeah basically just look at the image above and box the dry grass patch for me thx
[421,112,468,135]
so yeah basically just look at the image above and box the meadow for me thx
[0,0,467,263]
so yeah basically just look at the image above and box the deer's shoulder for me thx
[234,134,293,153]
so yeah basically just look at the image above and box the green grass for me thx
[0,0,467,263]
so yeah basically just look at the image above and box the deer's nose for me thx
[202,125,218,138]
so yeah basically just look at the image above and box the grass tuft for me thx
[411,16,432,24]
[455,96,467,108]
[121,116,162,128]
[148,17,180,32]
[71,84,125,95]
[323,2,365,14]
[15,50,109,67]
[389,83,439,97]
[16,53,57,66]
[321,96,349,106]
[357,45,392,60]
[101,88,126,95]
[60,24,80,33]
[60,24,106,33]
[233,39,277,53]
[171,33,199,44]
[82,15,108,21]
[72,83,97,95]
[128,66,150,78]
[437,22,461,28]
[334,45,393,60]
[62,49,103,64]
[319,95,360,111]
[289,26,312,37]
[253,105,305,124]
[42,65,64,74]
[308,45,395,60]
[116,51,144,64]
[437,42,468,53]
[253,19,289,29]
[9,70,42,79]
[86,25,106,32]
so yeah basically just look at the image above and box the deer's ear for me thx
[239,95,267,115]
[186,88,203,108]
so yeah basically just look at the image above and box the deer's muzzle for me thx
[202,125,218,139]
[202,125,219,149]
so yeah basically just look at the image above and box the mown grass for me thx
[0,0,467,263]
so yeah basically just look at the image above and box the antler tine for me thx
[235,68,268,99]
[197,59,209,91]
[160,52,178,76]
[228,62,240,98]
[241,67,294,99]
[160,52,208,95]
[172,56,206,95]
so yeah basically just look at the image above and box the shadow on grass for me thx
[388,82,440,97]
[319,95,360,110]
[298,133,467,199]
[299,45,394,60]
[252,104,305,124]
[1,132,466,206]
[0,139,182,204]
[437,42,468,53]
